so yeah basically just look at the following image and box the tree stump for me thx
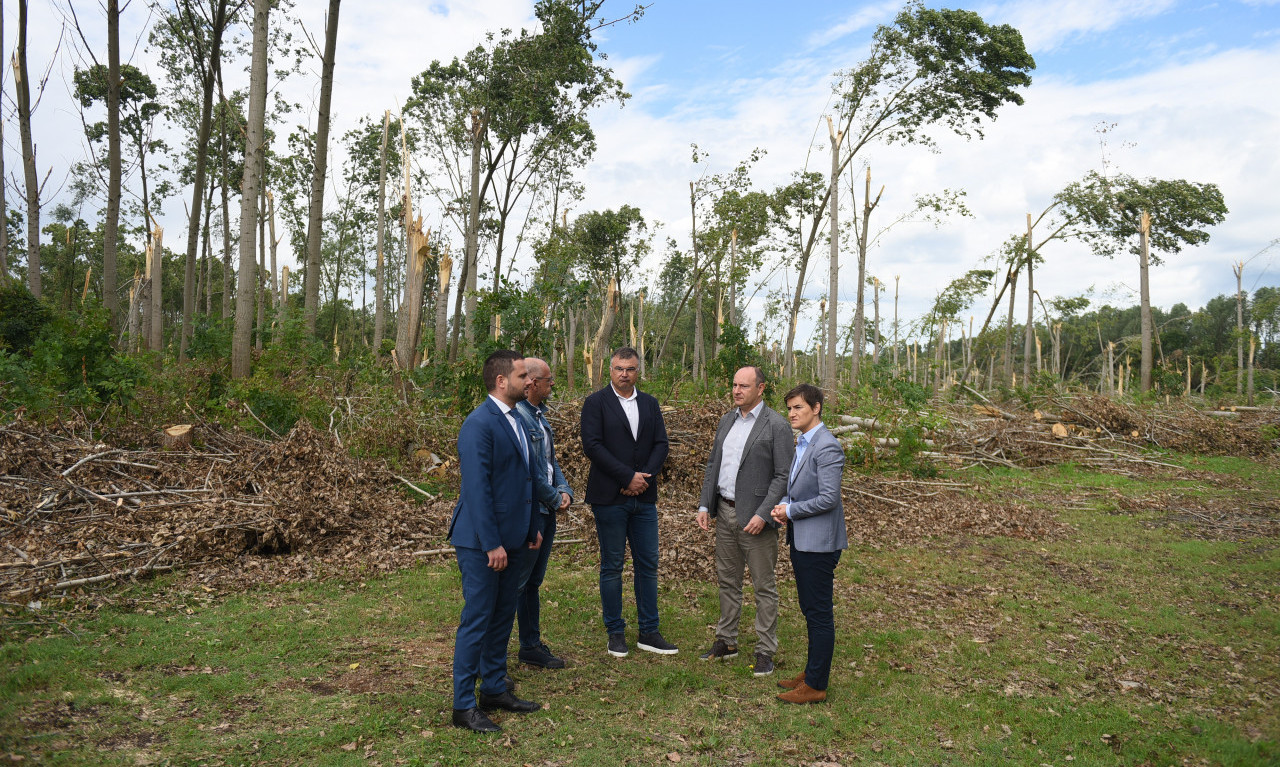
[160,424,193,450]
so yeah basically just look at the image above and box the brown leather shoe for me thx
[777,671,806,690]
[777,681,827,704]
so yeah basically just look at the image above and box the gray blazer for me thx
[699,404,794,528]
[782,423,848,553]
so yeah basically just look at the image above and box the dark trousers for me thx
[789,543,841,691]
[452,545,528,709]
[515,511,555,650]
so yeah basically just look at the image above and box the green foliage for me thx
[475,278,553,355]
[184,317,233,362]
[0,279,51,353]
[839,1,1035,148]
[707,324,760,383]
[1,304,149,412]
[1056,171,1228,265]
[241,386,302,436]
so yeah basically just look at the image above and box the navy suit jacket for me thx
[580,385,669,505]
[449,396,539,552]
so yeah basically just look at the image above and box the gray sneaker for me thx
[637,631,678,655]
[607,632,629,658]
[699,639,739,661]
[752,652,775,677]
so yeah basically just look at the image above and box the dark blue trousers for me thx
[789,544,841,691]
[515,512,556,650]
[452,545,528,709]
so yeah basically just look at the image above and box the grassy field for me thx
[2,454,1277,766]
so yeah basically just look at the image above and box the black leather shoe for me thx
[502,674,516,692]
[452,707,501,733]
[518,643,567,669]
[478,690,541,713]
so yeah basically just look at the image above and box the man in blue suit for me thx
[580,346,677,658]
[449,350,544,733]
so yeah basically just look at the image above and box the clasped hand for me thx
[620,471,651,496]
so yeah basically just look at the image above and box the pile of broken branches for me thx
[941,394,1277,471]
[0,419,455,604]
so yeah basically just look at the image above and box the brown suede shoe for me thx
[777,671,806,690]
[777,681,827,704]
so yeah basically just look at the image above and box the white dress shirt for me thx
[716,400,763,503]
[489,394,527,463]
[612,384,640,440]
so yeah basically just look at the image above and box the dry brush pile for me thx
[1,394,1275,610]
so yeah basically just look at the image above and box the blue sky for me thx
[10,0,1280,346]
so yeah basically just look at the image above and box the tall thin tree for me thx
[232,0,270,378]
[14,0,42,297]
[302,0,342,337]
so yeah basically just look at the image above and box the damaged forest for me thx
[2,0,1279,765]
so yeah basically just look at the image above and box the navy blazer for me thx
[580,384,669,505]
[449,396,540,552]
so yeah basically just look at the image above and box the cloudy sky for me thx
[9,0,1280,345]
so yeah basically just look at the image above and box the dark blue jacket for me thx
[449,396,539,552]
[580,385,669,505]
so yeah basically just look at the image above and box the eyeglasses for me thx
[530,376,555,385]
[612,366,638,374]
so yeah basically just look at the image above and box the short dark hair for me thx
[483,349,523,392]
[783,382,823,415]
[612,346,640,362]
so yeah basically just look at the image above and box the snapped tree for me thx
[1057,171,1228,393]
[783,0,1035,379]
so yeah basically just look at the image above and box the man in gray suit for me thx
[696,366,794,676]
[771,382,848,704]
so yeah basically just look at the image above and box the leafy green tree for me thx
[73,64,171,244]
[783,0,1035,375]
[151,0,244,359]
[1057,171,1228,391]
[924,268,994,390]
[405,0,632,356]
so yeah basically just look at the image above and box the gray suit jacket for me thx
[699,404,794,529]
[783,423,848,553]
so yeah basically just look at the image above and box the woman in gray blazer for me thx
[771,383,847,704]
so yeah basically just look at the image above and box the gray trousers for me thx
[714,497,780,655]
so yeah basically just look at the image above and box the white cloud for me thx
[578,36,1280,343]
[983,0,1178,52]
[804,0,902,50]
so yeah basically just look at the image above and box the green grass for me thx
[2,460,1277,766]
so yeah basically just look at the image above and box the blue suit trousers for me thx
[453,545,528,709]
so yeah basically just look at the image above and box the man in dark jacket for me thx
[448,350,544,733]
[580,346,676,658]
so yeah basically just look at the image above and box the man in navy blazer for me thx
[580,346,677,658]
[449,350,544,733]
[771,383,848,705]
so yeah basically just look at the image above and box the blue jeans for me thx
[515,512,555,650]
[592,499,660,635]
[790,544,841,691]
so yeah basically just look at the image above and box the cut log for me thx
[161,424,194,450]
[840,415,883,429]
